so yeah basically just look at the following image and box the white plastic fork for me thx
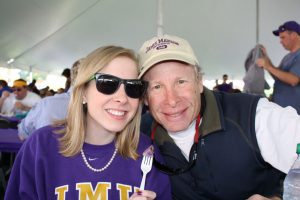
[139,155,153,190]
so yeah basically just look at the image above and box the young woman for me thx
[5,46,171,200]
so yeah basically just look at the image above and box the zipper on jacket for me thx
[200,138,218,193]
[201,138,205,147]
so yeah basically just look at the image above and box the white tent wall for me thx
[0,0,299,81]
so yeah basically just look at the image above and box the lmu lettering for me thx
[55,182,139,200]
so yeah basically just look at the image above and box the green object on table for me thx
[15,112,27,119]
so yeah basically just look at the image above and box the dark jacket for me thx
[151,88,285,200]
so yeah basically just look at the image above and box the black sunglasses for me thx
[90,73,148,99]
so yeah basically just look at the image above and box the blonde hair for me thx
[56,45,142,159]
[70,59,83,86]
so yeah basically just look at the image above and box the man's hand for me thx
[256,58,267,69]
[256,56,273,70]
[256,45,274,70]
[14,102,25,110]
[1,91,10,99]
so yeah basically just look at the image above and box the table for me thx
[0,114,21,123]
[0,127,23,191]
[0,114,22,152]
[0,128,23,153]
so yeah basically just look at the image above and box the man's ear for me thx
[144,98,149,106]
[198,80,204,94]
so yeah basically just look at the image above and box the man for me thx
[28,79,40,95]
[256,21,300,114]
[61,68,71,92]
[18,59,81,140]
[0,80,12,97]
[215,74,233,92]
[0,79,41,115]
[138,34,300,199]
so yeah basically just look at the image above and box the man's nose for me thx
[165,87,178,107]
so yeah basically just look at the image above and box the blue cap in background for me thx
[273,21,300,36]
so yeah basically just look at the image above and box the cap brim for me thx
[272,30,280,36]
[138,53,197,78]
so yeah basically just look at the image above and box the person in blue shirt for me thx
[0,80,12,97]
[257,20,300,114]
[17,59,81,140]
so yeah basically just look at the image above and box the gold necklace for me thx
[80,148,118,172]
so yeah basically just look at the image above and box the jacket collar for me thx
[200,87,224,137]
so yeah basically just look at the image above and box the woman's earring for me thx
[82,100,87,112]
[82,96,87,105]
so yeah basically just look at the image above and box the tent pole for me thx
[29,65,33,83]
[256,0,260,43]
[157,0,164,36]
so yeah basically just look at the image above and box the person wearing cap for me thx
[0,79,41,115]
[17,60,81,140]
[138,34,300,199]
[256,20,300,114]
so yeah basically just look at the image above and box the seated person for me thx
[28,79,40,96]
[17,90,70,140]
[0,79,41,116]
[0,80,12,97]
[18,60,81,140]
[61,68,71,92]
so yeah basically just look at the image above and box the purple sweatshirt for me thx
[5,126,171,200]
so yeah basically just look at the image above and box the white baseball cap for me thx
[138,34,199,78]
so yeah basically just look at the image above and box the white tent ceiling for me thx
[0,0,300,80]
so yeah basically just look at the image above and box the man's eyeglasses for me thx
[90,73,148,99]
[13,88,23,92]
